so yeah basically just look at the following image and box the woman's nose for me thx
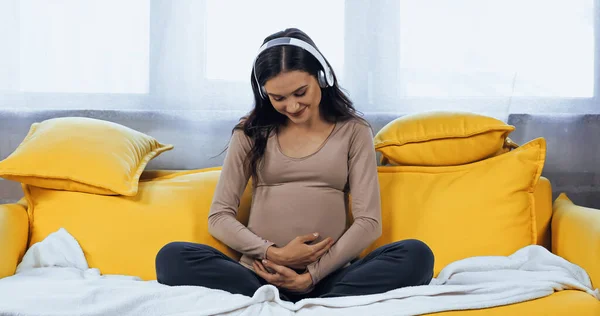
[287,101,300,113]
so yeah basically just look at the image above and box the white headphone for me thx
[252,37,335,99]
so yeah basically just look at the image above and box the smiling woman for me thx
[154,28,435,303]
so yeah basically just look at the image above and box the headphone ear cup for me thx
[317,70,328,88]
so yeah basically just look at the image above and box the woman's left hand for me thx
[253,260,313,293]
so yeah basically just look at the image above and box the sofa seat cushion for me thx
[361,138,547,276]
[24,168,250,281]
[428,290,600,315]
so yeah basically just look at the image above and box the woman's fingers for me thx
[254,261,278,283]
[310,237,333,253]
[255,260,268,273]
[262,260,296,278]
[311,241,332,260]
[253,261,268,277]
[297,232,320,243]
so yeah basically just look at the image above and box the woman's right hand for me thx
[267,233,334,270]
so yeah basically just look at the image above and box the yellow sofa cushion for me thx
[0,200,29,279]
[23,137,546,280]
[428,290,600,315]
[552,193,600,289]
[25,167,250,281]
[0,117,173,196]
[533,177,552,249]
[361,137,546,276]
[374,111,515,166]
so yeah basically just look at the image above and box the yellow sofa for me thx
[1,171,599,315]
[0,114,598,314]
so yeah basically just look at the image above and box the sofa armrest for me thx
[552,193,600,289]
[0,199,29,278]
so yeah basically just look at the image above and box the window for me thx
[205,0,345,82]
[398,0,594,98]
[18,0,149,94]
[0,0,597,112]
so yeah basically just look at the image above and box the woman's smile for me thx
[288,106,307,117]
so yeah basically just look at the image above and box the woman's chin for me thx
[288,116,307,125]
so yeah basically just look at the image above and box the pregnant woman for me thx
[155,28,434,302]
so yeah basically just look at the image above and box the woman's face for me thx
[263,70,322,125]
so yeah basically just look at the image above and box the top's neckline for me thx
[275,121,341,161]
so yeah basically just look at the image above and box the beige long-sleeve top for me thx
[208,118,382,285]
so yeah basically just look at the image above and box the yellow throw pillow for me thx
[0,117,173,196]
[0,199,29,279]
[361,137,546,276]
[24,168,251,281]
[374,111,515,166]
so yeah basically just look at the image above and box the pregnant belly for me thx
[247,185,348,247]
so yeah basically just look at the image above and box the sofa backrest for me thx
[1,110,598,208]
[24,164,553,280]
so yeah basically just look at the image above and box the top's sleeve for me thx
[208,129,274,259]
[306,122,382,284]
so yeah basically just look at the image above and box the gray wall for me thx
[1,110,598,209]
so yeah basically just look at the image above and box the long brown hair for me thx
[234,28,365,182]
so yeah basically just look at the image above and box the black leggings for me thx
[155,239,434,302]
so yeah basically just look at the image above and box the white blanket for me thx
[0,228,598,316]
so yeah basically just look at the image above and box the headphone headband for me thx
[252,37,334,98]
